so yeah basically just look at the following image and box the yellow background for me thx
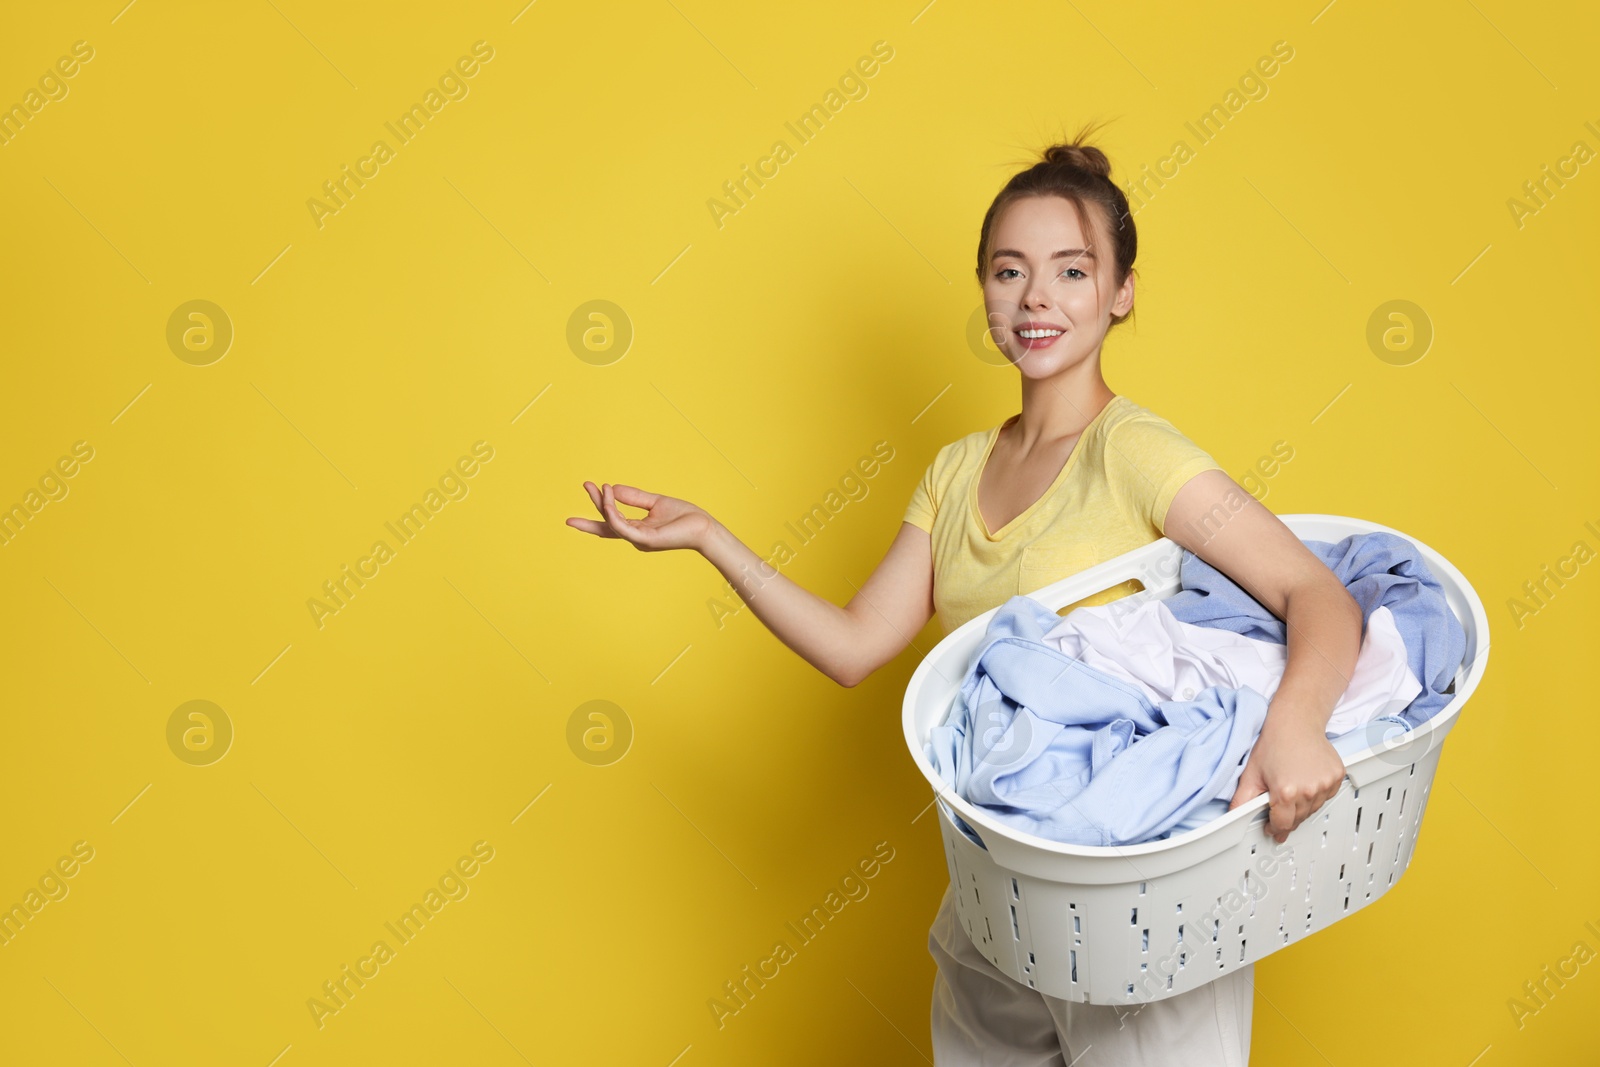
[1,1,1595,1064]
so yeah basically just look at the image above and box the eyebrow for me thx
[991,247,1097,263]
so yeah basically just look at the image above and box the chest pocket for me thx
[1018,541,1146,616]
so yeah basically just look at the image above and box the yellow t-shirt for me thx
[902,395,1224,634]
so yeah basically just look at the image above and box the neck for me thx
[1011,367,1116,447]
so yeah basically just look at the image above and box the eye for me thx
[1062,267,1087,279]
[995,268,1021,280]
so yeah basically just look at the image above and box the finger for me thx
[566,517,614,537]
[582,481,613,521]
[610,483,658,510]
[601,483,650,546]
[577,485,618,535]
[1227,769,1263,812]
[1269,792,1297,842]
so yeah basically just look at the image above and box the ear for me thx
[1112,269,1135,319]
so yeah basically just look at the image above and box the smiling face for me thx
[981,194,1134,377]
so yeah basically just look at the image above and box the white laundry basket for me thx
[902,514,1489,1004]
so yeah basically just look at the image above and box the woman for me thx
[567,124,1362,1065]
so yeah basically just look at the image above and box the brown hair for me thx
[975,120,1138,329]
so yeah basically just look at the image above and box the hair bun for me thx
[1042,142,1112,180]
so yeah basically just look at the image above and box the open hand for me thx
[566,481,714,553]
[1228,715,1347,844]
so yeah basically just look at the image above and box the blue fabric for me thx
[926,529,1467,850]
[926,594,1269,848]
[1162,531,1465,729]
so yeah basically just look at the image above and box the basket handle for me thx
[1021,536,1186,615]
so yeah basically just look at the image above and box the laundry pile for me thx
[926,532,1467,849]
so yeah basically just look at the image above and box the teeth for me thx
[1019,329,1063,339]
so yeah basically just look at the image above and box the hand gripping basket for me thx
[902,514,1489,1004]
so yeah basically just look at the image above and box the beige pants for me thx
[929,883,1254,1066]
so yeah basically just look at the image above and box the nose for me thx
[1019,275,1054,311]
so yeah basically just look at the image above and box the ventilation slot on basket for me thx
[1130,907,1138,925]
[1141,928,1149,952]
[984,916,992,942]
[1010,904,1020,940]
[1073,915,1080,935]
[1011,877,1019,899]
[1070,949,1077,982]
[1399,788,1407,816]
[1377,811,1384,831]
[1240,938,1247,962]
[1355,807,1362,833]
[1366,841,1375,866]
[1139,881,1146,896]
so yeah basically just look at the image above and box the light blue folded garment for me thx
[1161,531,1466,729]
[927,594,1270,848]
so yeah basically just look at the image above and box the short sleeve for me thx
[1103,415,1224,535]
[902,456,938,533]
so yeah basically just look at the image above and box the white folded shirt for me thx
[1039,597,1421,737]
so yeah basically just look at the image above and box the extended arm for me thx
[573,480,935,687]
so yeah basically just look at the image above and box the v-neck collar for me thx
[969,396,1124,541]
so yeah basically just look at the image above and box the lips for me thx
[1010,320,1067,350]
